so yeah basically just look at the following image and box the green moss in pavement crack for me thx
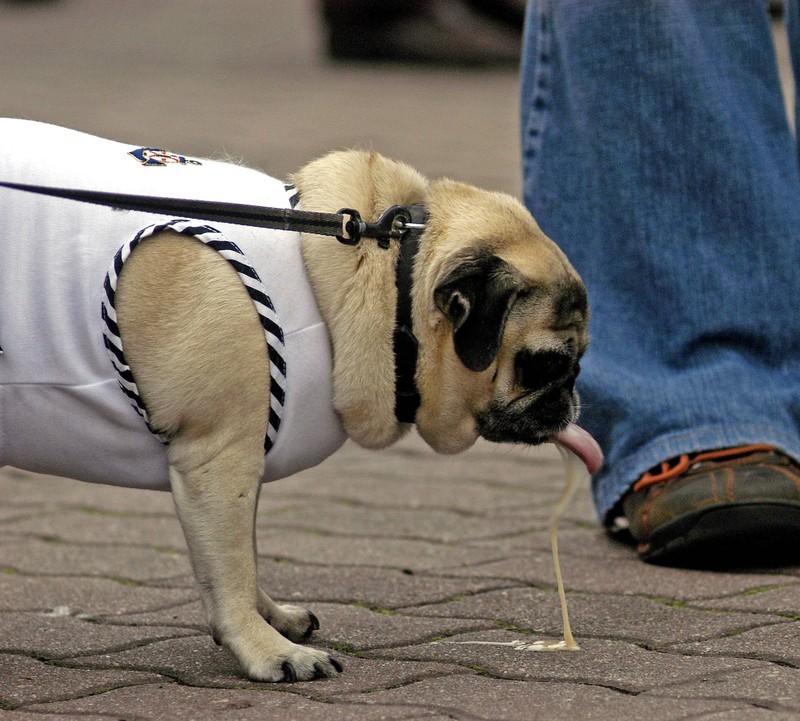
[349,602,395,615]
[36,535,63,544]
[324,639,356,655]
[152,546,183,555]
[651,597,687,608]
[108,577,145,587]
[742,584,786,596]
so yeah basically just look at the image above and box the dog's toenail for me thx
[281,661,297,682]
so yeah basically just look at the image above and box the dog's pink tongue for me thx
[553,424,604,474]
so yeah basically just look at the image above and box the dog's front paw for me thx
[258,592,320,642]
[239,637,342,682]
[222,614,342,682]
[271,645,343,683]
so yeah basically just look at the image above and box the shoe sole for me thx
[642,501,800,568]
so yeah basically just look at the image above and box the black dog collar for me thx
[392,203,426,424]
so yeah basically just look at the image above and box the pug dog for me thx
[0,119,602,682]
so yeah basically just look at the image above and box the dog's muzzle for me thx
[476,344,583,442]
[476,383,579,447]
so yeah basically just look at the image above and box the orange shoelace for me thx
[632,444,776,493]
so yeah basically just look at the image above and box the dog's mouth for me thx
[477,384,574,441]
[476,388,603,473]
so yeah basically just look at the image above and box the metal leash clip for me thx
[337,205,426,249]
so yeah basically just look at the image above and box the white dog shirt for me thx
[0,119,346,490]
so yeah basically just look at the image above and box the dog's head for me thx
[293,150,594,463]
[413,179,588,456]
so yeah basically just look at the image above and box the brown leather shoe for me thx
[622,445,800,568]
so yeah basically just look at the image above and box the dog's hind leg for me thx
[257,588,320,642]
[114,230,341,682]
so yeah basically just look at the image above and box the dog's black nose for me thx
[514,349,573,393]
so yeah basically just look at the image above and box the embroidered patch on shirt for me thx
[129,147,202,167]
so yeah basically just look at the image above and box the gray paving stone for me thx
[481,488,598,525]
[85,599,206,630]
[60,635,243,686]
[24,683,443,721]
[270,472,534,515]
[2,509,187,549]
[65,634,466,695]
[11,562,510,619]
[257,559,513,609]
[267,438,556,514]
[0,612,199,660]
[302,602,492,652]
[0,469,175,515]
[437,552,799,602]
[644,664,800,712]
[364,628,763,692]
[0,507,38,523]
[0,537,192,582]
[258,500,538,543]
[0,468,299,521]
[0,710,119,721]
[404,587,787,646]
[690,583,800,615]
[682,712,800,721]
[0,573,196,616]
[84,596,490,649]
[465,525,638,559]
[668,620,800,666]
[280,657,472,700]
[282,434,561,492]
[139,574,197,591]
[256,529,502,571]
[76,595,200,629]
[336,674,752,720]
[0,653,165,710]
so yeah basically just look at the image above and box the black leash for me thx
[0,180,426,422]
[0,181,425,247]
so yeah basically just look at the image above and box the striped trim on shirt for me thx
[101,218,286,453]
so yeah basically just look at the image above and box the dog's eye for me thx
[514,349,572,391]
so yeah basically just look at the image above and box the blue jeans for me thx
[521,0,800,524]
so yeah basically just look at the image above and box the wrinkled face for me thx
[413,180,591,456]
[475,278,588,446]
[419,240,589,455]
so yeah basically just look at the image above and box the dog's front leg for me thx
[114,232,341,681]
[168,449,341,682]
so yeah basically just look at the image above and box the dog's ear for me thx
[434,251,520,372]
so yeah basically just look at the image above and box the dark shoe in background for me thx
[321,0,523,67]
[622,445,800,568]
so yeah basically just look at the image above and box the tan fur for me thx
[109,149,588,683]
[413,179,583,453]
[292,150,428,448]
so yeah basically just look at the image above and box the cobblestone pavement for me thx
[2,2,800,719]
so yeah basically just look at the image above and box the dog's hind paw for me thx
[258,592,320,642]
